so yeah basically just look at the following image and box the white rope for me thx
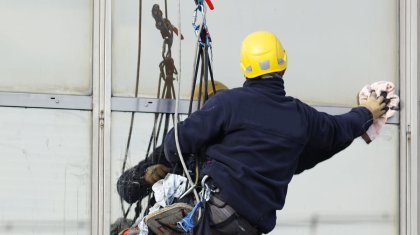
[173,0,207,203]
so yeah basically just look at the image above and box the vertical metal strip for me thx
[103,0,113,233]
[400,0,419,234]
[91,0,109,234]
[91,0,101,234]
[418,2,420,232]
[399,1,407,234]
[98,0,106,233]
[409,0,419,233]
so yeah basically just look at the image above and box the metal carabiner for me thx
[199,175,212,202]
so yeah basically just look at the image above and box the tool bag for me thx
[144,203,195,235]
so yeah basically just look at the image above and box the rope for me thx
[172,0,211,206]
[149,2,179,159]
[120,0,143,218]
[119,0,214,224]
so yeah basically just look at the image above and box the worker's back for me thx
[165,76,373,234]
[201,78,310,233]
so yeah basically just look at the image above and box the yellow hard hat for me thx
[240,31,287,79]
[193,80,228,100]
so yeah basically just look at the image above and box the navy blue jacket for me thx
[164,78,373,233]
[117,146,168,204]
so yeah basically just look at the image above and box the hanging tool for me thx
[188,0,217,115]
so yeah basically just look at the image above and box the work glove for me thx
[359,91,386,119]
[144,164,170,185]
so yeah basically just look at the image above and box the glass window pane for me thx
[0,107,91,235]
[112,0,187,98]
[110,112,177,223]
[0,0,93,95]
[112,0,397,106]
[208,0,398,106]
[275,125,399,235]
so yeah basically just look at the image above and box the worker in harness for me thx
[163,31,387,234]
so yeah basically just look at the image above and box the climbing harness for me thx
[176,176,210,232]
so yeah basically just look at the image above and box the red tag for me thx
[205,0,214,10]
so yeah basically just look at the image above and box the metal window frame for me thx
[91,0,100,234]
[0,93,400,124]
[0,92,92,110]
[92,0,112,234]
[399,0,419,235]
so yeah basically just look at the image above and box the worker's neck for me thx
[243,77,286,96]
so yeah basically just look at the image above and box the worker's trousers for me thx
[204,180,260,235]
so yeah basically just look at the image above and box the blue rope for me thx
[177,201,203,232]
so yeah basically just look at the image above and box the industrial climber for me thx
[163,31,386,234]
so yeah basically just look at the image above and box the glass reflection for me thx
[0,107,91,235]
[112,0,397,106]
[0,0,93,95]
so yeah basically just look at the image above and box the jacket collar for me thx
[243,77,286,96]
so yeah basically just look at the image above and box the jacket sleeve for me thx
[117,145,170,203]
[295,105,373,174]
[117,160,151,204]
[164,95,227,165]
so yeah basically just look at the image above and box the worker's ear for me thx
[356,92,360,105]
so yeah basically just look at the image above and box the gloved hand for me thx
[144,164,170,185]
[359,91,386,119]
